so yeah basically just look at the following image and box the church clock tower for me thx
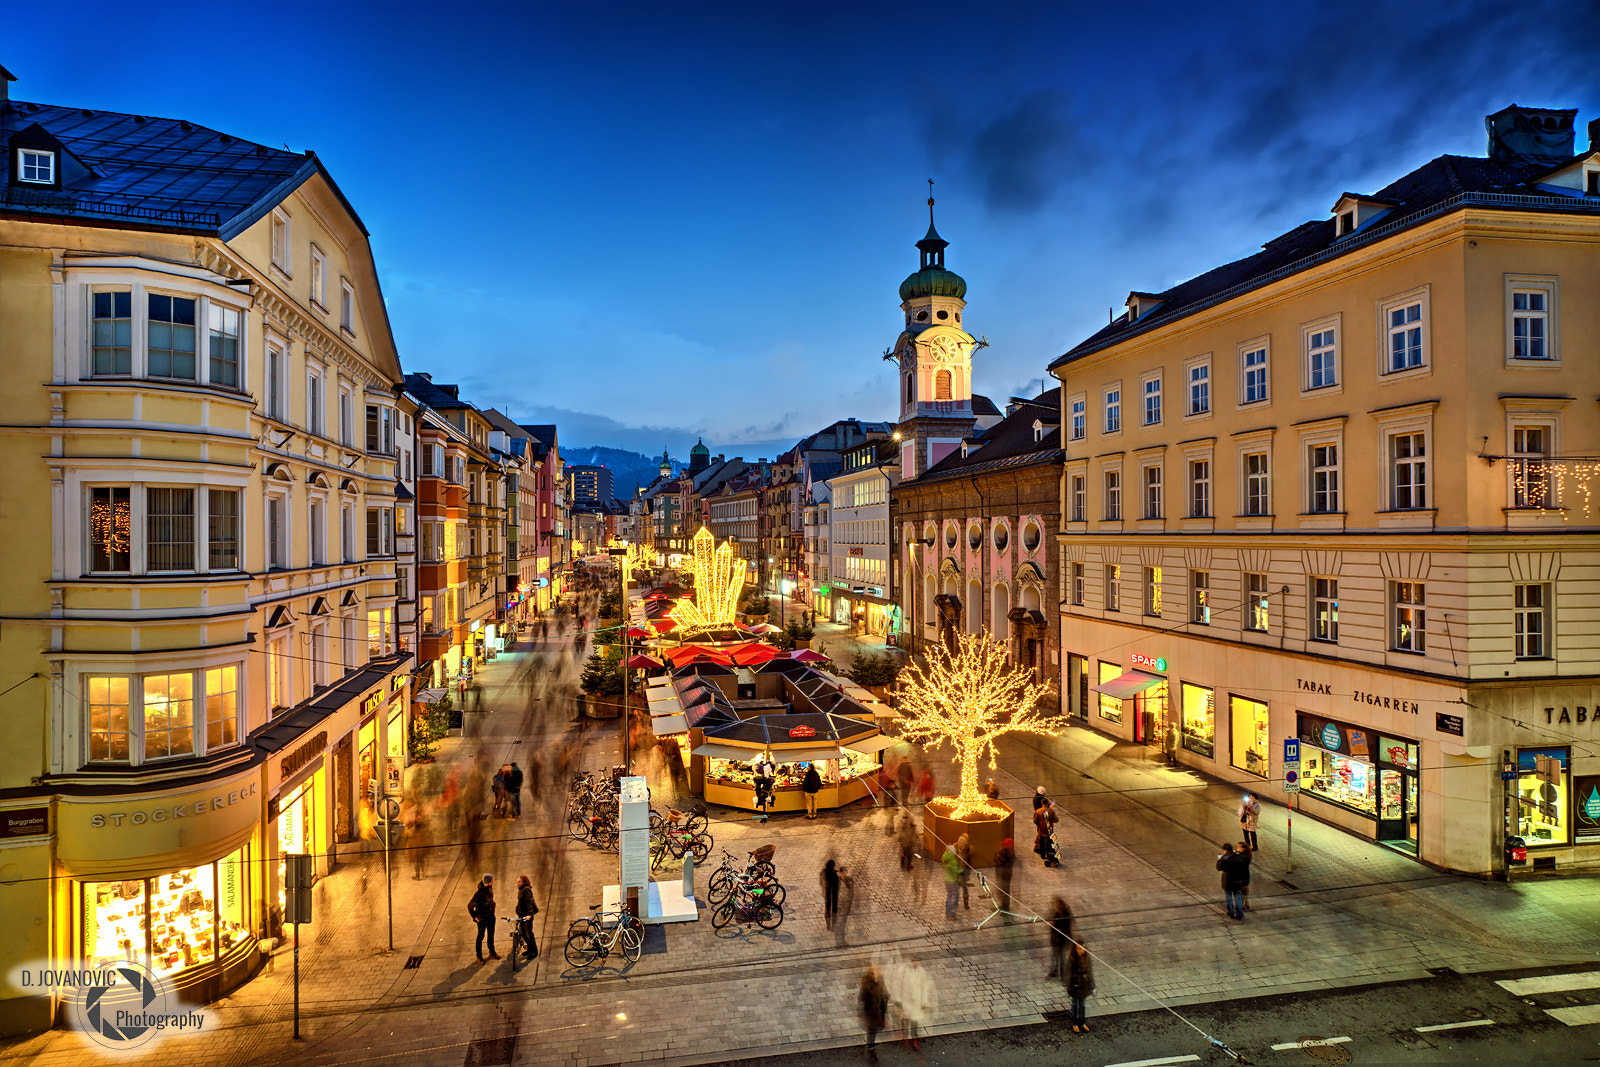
[891,188,979,479]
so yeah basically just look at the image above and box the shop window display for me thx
[1229,696,1269,778]
[277,781,313,913]
[708,749,878,790]
[1303,747,1377,816]
[1180,683,1214,759]
[1517,747,1569,846]
[82,845,251,975]
[1097,661,1123,724]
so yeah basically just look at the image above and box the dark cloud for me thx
[965,89,1075,214]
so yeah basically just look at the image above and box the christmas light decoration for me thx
[897,631,1066,819]
[673,526,745,632]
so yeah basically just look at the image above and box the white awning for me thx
[415,688,449,703]
[1091,670,1167,700]
[691,742,760,760]
[842,734,902,755]
[651,714,688,736]
[768,745,847,763]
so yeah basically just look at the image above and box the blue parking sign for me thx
[1284,739,1300,763]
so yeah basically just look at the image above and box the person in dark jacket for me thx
[859,965,889,1062]
[802,764,823,820]
[1216,842,1248,919]
[1067,939,1095,1033]
[514,874,539,959]
[1238,840,1254,911]
[1033,785,1049,812]
[985,777,1001,800]
[896,758,914,806]
[821,859,841,930]
[993,838,1017,917]
[1033,799,1058,855]
[1046,897,1074,978]
[955,833,973,910]
[468,874,498,961]
[506,761,524,819]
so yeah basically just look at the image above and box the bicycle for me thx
[707,848,783,906]
[565,904,643,967]
[710,880,783,930]
[648,809,711,869]
[498,916,532,971]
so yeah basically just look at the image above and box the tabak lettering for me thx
[1351,689,1419,714]
[89,780,258,828]
[1546,707,1590,724]
[1297,679,1331,694]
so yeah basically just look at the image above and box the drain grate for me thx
[465,1036,517,1066]
[1426,965,1457,977]
[1042,1009,1073,1022]
[1277,879,1299,890]
[403,955,424,969]
[1295,1039,1352,1064]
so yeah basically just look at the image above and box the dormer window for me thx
[1032,419,1044,443]
[1125,292,1164,322]
[1587,168,1599,196]
[1337,210,1355,237]
[18,148,55,184]
[1331,193,1396,238]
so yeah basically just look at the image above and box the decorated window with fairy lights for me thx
[85,485,240,575]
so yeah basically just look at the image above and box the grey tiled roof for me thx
[0,98,350,239]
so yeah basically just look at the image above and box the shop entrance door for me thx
[1378,769,1419,852]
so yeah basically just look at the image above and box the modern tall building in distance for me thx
[567,464,613,506]
[1052,105,1600,879]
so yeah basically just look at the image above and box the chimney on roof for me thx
[1591,118,1600,153]
[1484,105,1577,164]
[0,65,15,104]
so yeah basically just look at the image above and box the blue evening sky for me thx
[4,1,1594,461]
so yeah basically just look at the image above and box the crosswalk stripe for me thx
[1545,1004,1600,1027]
[1103,1056,1201,1067]
[1496,971,1600,996]
[1415,1019,1495,1032]
[1270,1037,1351,1051]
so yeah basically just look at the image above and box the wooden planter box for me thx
[921,798,1015,868]
[580,693,626,719]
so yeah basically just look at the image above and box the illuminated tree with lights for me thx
[674,526,745,631]
[898,632,1066,818]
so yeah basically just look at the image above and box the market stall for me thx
[694,711,887,813]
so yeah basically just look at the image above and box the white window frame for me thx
[1514,583,1549,660]
[310,245,328,308]
[1245,572,1270,633]
[306,365,324,437]
[1184,355,1211,418]
[1191,570,1209,624]
[1141,462,1163,519]
[1069,470,1087,523]
[1508,418,1558,509]
[1390,431,1429,511]
[1504,275,1559,365]
[1143,565,1162,617]
[308,494,327,567]
[1391,580,1426,653]
[265,339,287,422]
[1103,384,1122,435]
[340,279,355,333]
[18,147,56,184]
[1300,313,1341,394]
[265,489,289,571]
[339,383,354,446]
[1311,576,1339,643]
[1377,285,1431,379]
[1242,450,1270,517]
[1141,372,1163,426]
[1238,336,1270,407]
[1071,562,1085,606]
[1188,457,1211,518]
[1103,467,1122,521]
[1105,564,1121,612]
[81,662,246,766]
[270,209,291,275]
[1068,394,1086,441]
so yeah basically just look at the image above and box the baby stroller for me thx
[1038,830,1062,868]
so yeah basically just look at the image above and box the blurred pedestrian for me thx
[993,837,1016,917]
[985,777,1000,800]
[955,832,973,911]
[898,959,934,1050]
[1046,898,1074,978]
[896,758,914,806]
[1033,798,1058,855]
[802,763,823,820]
[859,965,889,1062]
[528,756,544,800]
[917,767,936,807]
[877,763,894,811]
[897,811,916,872]
[491,766,507,818]
[941,842,961,919]
[1239,791,1261,852]
[1067,938,1095,1033]
[821,859,841,931]
[468,874,498,961]
[507,761,524,819]
[1238,840,1254,911]
[1216,842,1248,920]
[402,799,429,880]
[1033,785,1048,813]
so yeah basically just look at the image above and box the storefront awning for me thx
[1091,670,1166,700]
[651,714,688,735]
[692,742,759,760]
[415,688,449,703]
[842,734,902,755]
[769,745,847,763]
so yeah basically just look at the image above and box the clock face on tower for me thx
[928,335,963,363]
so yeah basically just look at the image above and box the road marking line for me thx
[1103,1056,1201,1067]
[1415,1019,1496,1032]
[1496,971,1600,996]
[1270,1037,1352,1050]
[1545,1004,1600,1027]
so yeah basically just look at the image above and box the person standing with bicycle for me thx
[514,874,538,960]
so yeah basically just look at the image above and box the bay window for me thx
[83,664,243,765]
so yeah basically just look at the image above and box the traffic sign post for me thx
[378,796,400,951]
[284,853,314,1038]
[1283,740,1301,873]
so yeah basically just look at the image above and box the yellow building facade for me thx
[1052,106,1600,878]
[0,97,411,1032]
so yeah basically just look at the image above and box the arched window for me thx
[906,373,915,403]
[935,369,953,400]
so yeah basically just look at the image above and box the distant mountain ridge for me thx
[565,445,681,499]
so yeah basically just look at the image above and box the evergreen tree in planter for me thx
[580,648,626,697]
[846,651,904,689]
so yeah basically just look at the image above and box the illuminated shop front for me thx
[691,712,896,813]
[1297,713,1419,850]
[1516,747,1569,848]
[57,767,264,1006]
[1180,683,1215,759]
[1230,695,1271,778]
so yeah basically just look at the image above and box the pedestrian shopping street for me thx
[8,618,1599,1067]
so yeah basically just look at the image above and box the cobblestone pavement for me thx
[6,612,1598,1067]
